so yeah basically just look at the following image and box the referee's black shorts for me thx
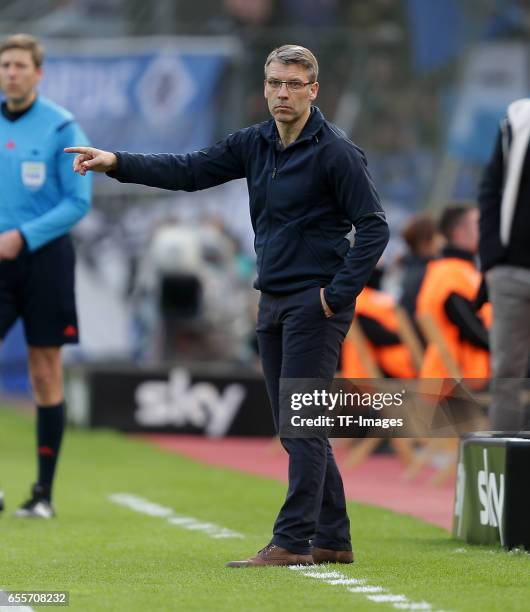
[0,234,79,347]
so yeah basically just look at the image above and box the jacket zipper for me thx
[258,152,278,284]
[256,132,320,288]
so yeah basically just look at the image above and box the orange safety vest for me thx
[417,257,491,379]
[342,286,417,378]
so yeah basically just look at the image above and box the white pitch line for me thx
[327,578,366,585]
[393,603,433,610]
[109,496,451,611]
[289,566,452,612]
[348,586,385,593]
[0,590,34,611]
[302,571,343,579]
[368,594,408,603]
[109,493,244,540]
[166,516,196,525]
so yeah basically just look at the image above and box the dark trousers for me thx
[256,285,354,554]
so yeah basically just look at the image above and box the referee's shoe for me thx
[14,484,55,519]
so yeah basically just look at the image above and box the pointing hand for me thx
[64,146,118,175]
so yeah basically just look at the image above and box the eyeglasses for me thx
[265,78,314,91]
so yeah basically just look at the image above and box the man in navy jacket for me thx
[67,45,389,567]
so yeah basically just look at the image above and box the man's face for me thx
[264,60,318,126]
[0,48,42,106]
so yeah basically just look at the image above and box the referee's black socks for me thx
[36,402,65,500]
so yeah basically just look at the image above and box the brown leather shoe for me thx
[311,547,354,564]
[226,544,314,568]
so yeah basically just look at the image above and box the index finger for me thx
[64,146,91,154]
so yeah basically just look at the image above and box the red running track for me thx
[141,435,456,531]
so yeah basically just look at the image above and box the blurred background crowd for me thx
[1,0,529,392]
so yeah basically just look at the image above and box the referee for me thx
[0,34,92,518]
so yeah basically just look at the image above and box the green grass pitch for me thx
[0,405,529,611]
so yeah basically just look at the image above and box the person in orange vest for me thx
[417,203,491,379]
[342,266,417,378]
[398,213,444,344]
[341,266,417,469]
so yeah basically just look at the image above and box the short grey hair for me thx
[264,45,319,83]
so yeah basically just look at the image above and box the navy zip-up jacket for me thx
[109,107,389,312]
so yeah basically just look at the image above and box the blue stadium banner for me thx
[406,0,465,73]
[41,37,239,154]
[448,42,529,163]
